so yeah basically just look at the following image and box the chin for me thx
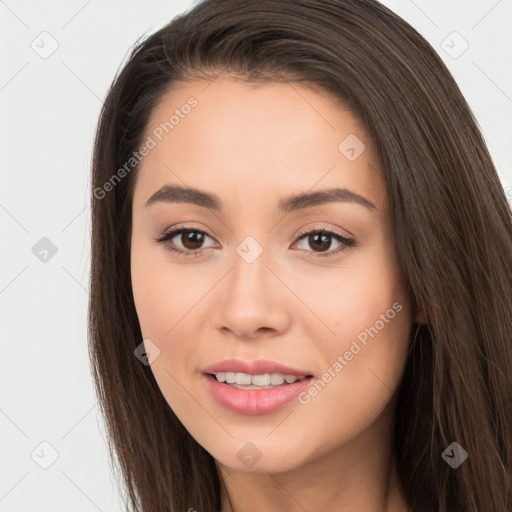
[209,436,313,474]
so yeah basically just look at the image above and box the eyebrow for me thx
[145,184,377,212]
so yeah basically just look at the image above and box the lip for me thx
[202,358,314,378]
[203,373,315,415]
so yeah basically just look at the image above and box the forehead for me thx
[133,76,387,214]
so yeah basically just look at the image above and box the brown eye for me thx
[179,230,205,250]
[306,232,332,252]
[154,226,354,259]
[294,228,355,258]
[154,227,217,256]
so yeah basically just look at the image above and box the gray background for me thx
[1,0,511,510]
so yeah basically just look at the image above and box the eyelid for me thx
[154,223,213,242]
[294,223,353,241]
[155,223,352,243]
[153,224,217,248]
[292,225,355,259]
[154,223,355,258]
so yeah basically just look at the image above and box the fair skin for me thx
[130,74,423,511]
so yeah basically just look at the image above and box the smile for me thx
[203,373,315,415]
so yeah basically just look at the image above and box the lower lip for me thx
[203,374,314,415]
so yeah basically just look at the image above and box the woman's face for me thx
[130,75,418,473]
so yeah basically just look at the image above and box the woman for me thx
[88,0,512,510]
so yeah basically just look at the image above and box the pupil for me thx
[183,231,204,250]
[310,233,330,251]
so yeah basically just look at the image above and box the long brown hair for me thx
[88,0,512,510]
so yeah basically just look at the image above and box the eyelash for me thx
[153,224,355,259]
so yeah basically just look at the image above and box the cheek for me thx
[294,294,411,452]
[130,245,202,410]
[131,259,172,339]
[304,237,409,346]
[131,238,205,339]
[300,239,412,415]
[130,240,218,400]
[330,273,409,347]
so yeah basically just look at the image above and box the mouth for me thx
[203,372,314,416]
[201,359,315,414]
[203,372,315,415]
[206,372,313,389]
[206,372,314,390]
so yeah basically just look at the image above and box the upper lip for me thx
[202,359,313,378]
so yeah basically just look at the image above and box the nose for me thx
[213,249,291,340]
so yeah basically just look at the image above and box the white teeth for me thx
[235,372,252,385]
[270,374,285,385]
[214,372,301,386]
[252,374,271,386]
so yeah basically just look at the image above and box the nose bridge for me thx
[215,235,290,337]
[229,235,274,306]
